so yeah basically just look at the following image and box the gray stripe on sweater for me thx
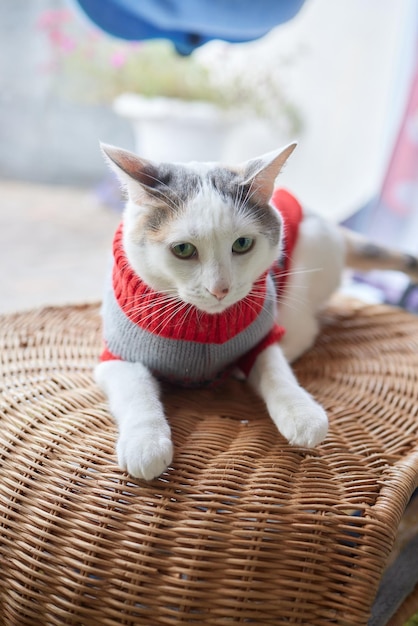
[102,276,277,383]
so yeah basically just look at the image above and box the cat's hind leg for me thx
[95,361,173,480]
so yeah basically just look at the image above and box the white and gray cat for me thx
[95,142,418,480]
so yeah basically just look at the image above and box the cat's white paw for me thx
[270,394,328,448]
[116,427,173,480]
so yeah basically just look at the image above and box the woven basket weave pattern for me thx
[1,301,418,625]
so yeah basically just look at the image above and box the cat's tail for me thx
[341,227,418,281]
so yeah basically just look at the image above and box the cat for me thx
[95,142,418,481]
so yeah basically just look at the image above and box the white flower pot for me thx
[114,94,234,163]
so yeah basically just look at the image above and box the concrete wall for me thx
[0,0,133,185]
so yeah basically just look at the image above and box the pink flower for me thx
[37,8,72,29]
[110,50,127,68]
[50,30,76,53]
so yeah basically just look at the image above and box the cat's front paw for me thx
[116,426,173,480]
[270,393,328,448]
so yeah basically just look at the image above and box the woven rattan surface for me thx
[1,300,418,625]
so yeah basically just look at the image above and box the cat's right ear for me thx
[239,143,297,205]
[100,143,160,202]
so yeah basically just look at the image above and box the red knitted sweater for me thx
[101,188,302,379]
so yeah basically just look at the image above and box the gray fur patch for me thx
[143,162,281,246]
[243,159,263,179]
[239,186,282,246]
[141,164,201,235]
[207,167,281,246]
[208,167,242,196]
[150,164,201,210]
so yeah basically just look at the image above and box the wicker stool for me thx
[1,300,418,625]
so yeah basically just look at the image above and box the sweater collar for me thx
[111,223,268,344]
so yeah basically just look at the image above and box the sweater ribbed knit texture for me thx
[101,188,302,387]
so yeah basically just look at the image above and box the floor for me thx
[1,179,121,314]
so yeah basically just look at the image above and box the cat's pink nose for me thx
[208,287,229,301]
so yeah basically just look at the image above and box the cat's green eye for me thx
[232,237,254,254]
[171,242,197,259]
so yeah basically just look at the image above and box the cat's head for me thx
[102,142,296,314]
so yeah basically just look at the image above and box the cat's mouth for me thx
[181,286,252,315]
[201,302,229,314]
[192,296,239,315]
[179,293,230,315]
[186,289,250,315]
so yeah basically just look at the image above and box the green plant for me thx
[38,8,302,134]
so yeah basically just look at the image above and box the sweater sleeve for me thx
[236,323,286,377]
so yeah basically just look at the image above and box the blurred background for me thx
[1,0,417,313]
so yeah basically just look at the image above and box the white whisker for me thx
[278,266,322,279]
[155,300,192,334]
[280,294,305,311]
[134,298,184,326]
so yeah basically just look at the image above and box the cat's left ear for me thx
[240,142,297,204]
[100,142,160,202]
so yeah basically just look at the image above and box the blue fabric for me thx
[73,0,306,54]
